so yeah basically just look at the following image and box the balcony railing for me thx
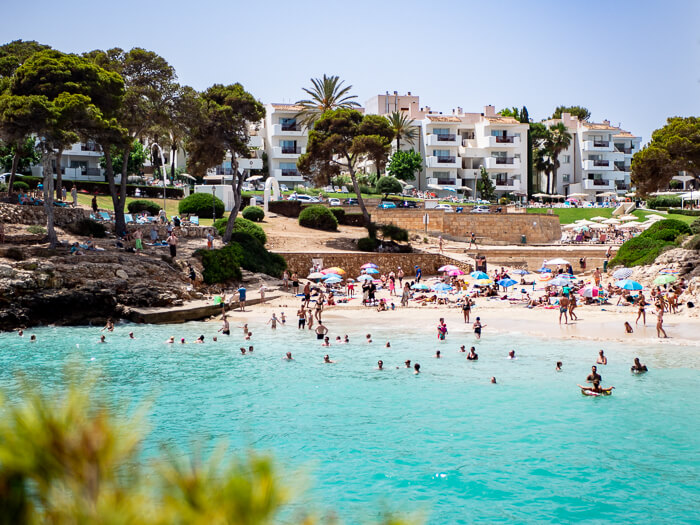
[281,124,298,131]
[592,159,610,167]
[436,156,456,163]
[281,146,302,154]
[81,143,101,152]
[615,183,629,190]
[496,179,518,186]
[215,168,235,175]
[615,146,633,154]
[614,163,627,171]
[593,179,609,186]
[436,179,457,186]
[281,169,299,177]
[593,141,610,148]
[495,157,515,164]
[495,136,515,143]
[436,134,457,142]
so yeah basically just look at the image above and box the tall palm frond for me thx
[386,111,418,151]
[295,74,359,128]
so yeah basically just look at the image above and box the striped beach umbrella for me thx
[361,263,378,269]
[612,268,633,280]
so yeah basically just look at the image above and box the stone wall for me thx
[0,202,87,226]
[277,251,472,278]
[373,209,561,245]
[470,246,616,271]
[123,223,217,239]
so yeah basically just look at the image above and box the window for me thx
[463,131,475,140]
[280,117,297,131]
[280,162,296,170]
[490,130,505,137]
[492,151,507,158]
[562,174,570,182]
[495,173,508,185]
[433,128,449,136]
[562,155,570,164]
[281,140,297,153]
[433,149,450,157]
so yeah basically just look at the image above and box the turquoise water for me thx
[1,320,698,524]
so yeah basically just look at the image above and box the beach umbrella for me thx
[322,267,345,275]
[476,278,493,285]
[569,193,589,198]
[602,218,620,225]
[510,269,529,275]
[431,282,453,291]
[537,267,553,273]
[323,273,343,281]
[612,268,633,280]
[575,219,596,226]
[361,263,378,269]
[619,214,638,221]
[438,264,459,272]
[307,272,325,280]
[470,271,489,280]
[411,283,430,290]
[357,275,374,281]
[497,278,518,288]
[549,276,573,287]
[589,223,608,230]
[590,216,608,221]
[544,258,570,266]
[579,285,599,298]
[364,267,379,274]
[324,277,342,284]
[615,279,643,291]
[532,193,549,198]
[618,222,640,229]
[447,269,465,276]
[654,275,677,285]
[659,268,679,274]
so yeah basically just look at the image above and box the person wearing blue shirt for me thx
[237,287,247,311]
[415,265,422,283]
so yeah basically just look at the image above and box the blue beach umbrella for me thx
[323,273,342,281]
[357,275,374,281]
[470,271,489,280]
[537,267,553,273]
[324,277,342,284]
[364,268,379,274]
[510,269,529,275]
[431,282,453,292]
[497,278,518,288]
[615,279,643,291]
[412,283,430,290]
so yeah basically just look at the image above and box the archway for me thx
[263,176,281,212]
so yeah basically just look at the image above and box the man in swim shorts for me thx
[559,294,570,325]
[587,365,602,383]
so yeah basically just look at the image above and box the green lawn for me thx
[526,207,695,225]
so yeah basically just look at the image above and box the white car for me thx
[435,203,454,212]
[290,194,320,203]
[280,184,289,192]
[328,198,342,206]
[471,205,490,214]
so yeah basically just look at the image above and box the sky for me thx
[2,0,698,142]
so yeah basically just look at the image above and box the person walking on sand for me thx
[237,286,247,312]
[568,293,578,321]
[656,305,668,338]
[292,272,299,295]
[397,267,404,287]
[636,295,647,325]
[593,267,602,287]
[401,282,410,307]
[71,185,78,207]
[133,228,143,251]
[461,296,472,323]
[473,317,485,339]
[559,294,570,325]
[282,270,289,292]
[438,235,444,253]
[303,281,311,308]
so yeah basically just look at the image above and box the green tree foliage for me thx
[379,223,409,242]
[297,108,394,225]
[645,196,682,209]
[199,243,244,283]
[298,204,338,231]
[0,136,39,178]
[476,166,496,201]
[127,199,161,215]
[242,205,265,222]
[214,216,267,245]
[551,105,591,121]
[99,139,147,176]
[229,232,286,277]
[357,237,379,252]
[178,192,224,219]
[387,150,423,181]
[376,176,403,197]
[185,83,265,242]
[0,39,50,80]
[295,74,360,128]
[386,111,418,151]
[631,117,700,196]
[544,122,572,193]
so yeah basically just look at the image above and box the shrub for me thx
[178,193,224,219]
[230,232,287,277]
[127,199,161,215]
[668,208,700,217]
[357,237,378,252]
[27,225,46,235]
[197,245,243,284]
[358,184,375,195]
[12,181,30,192]
[642,219,691,240]
[329,207,345,223]
[214,216,267,245]
[376,176,403,197]
[0,183,6,192]
[609,236,673,267]
[691,218,700,234]
[242,206,265,222]
[379,223,409,242]
[65,219,107,238]
[646,196,682,209]
[299,205,338,231]
[686,233,700,251]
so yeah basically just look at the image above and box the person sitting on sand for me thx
[578,380,614,395]
[597,350,607,365]
[631,357,648,373]
[587,365,602,383]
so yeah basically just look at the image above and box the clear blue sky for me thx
[3,0,698,142]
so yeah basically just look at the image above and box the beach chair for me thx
[124,214,134,223]
[341,186,349,193]
[99,211,111,221]
[189,216,199,226]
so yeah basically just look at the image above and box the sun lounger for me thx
[99,211,111,221]
[124,214,134,223]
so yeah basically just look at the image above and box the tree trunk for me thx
[114,146,130,234]
[396,137,400,152]
[55,150,63,201]
[103,145,119,214]
[223,154,242,243]
[546,173,551,194]
[170,143,177,181]
[41,148,58,248]
[7,149,20,197]
[347,159,370,226]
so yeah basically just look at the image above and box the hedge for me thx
[12,181,30,192]
[178,193,225,219]
[229,232,286,277]
[610,219,691,267]
[242,206,265,222]
[127,199,161,215]
[329,208,345,223]
[214,216,267,245]
[14,175,185,199]
[646,196,682,209]
[668,208,700,216]
[197,244,244,284]
[357,237,379,252]
[691,218,700,234]
[299,205,338,231]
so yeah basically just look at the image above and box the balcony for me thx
[272,124,305,136]
[484,156,521,170]
[272,168,304,181]
[614,162,629,172]
[583,140,613,152]
[458,168,480,180]
[495,179,523,192]
[428,177,461,187]
[486,135,520,148]
[583,159,613,171]
[583,179,614,190]
[426,155,460,168]
[426,134,460,146]
[272,146,306,158]
[615,145,633,154]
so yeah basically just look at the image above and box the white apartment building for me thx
[541,113,642,199]
[262,103,308,187]
[31,139,106,180]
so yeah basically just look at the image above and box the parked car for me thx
[345,198,359,206]
[328,198,341,206]
[471,205,490,213]
[435,203,453,212]
[401,200,418,208]
[377,201,397,209]
[290,194,320,203]
[280,184,289,192]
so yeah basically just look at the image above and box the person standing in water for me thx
[473,317,485,339]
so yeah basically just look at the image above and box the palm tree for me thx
[534,145,554,194]
[295,74,360,128]
[545,122,572,194]
[386,111,418,151]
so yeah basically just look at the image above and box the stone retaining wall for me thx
[468,246,616,271]
[277,251,472,278]
[123,223,217,239]
[0,202,87,226]
[373,209,561,245]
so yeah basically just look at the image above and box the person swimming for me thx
[30,334,36,342]
[129,332,135,339]
[245,332,252,340]
[18,329,23,337]
[344,335,349,343]
[385,342,391,348]
[99,335,106,343]
[405,360,411,368]
[283,352,293,360]
[322,336,331,347]
[467,347,478,361]
[414,363,420,374]
[366,334,372,343]
[195,335,204,344]
[166,336,174,344]
[248,345,254,353]
[180,338,186,344]
[587,365,602,383]
[578,380,614,395]
[323,354,335,363]
[490,377,497,384]
[435,350,441,358]
[377,360,384,370]
[460,345,466,353]
[240,347,246,354]
[508,350,516,359]
[556,361,562,371]
[597,350,607,365]
[631,357,648,373]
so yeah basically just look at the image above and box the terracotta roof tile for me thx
[485,116,522,125]
[613,131,638,138]
[426,115,461,123]
[583,122,620,131]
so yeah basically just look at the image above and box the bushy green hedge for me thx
[299,205,338,231]
[214,216,267,245]
[230,232,286,277]
[65,219,107,238]
[379,223,409,242]
[668,208,700,216]
[127,199,161,215]
[242,206,265,222]
[686,234,700,251]
[357,237,379,252]
[646,196,682,209]
[610,219,691,267]
[12,181,30,192]
[691,218,700,234]
[329,207,345,223]
[178,193,224,219]
[197,244,243,284]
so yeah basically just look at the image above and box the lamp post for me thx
[150,143,167,213]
